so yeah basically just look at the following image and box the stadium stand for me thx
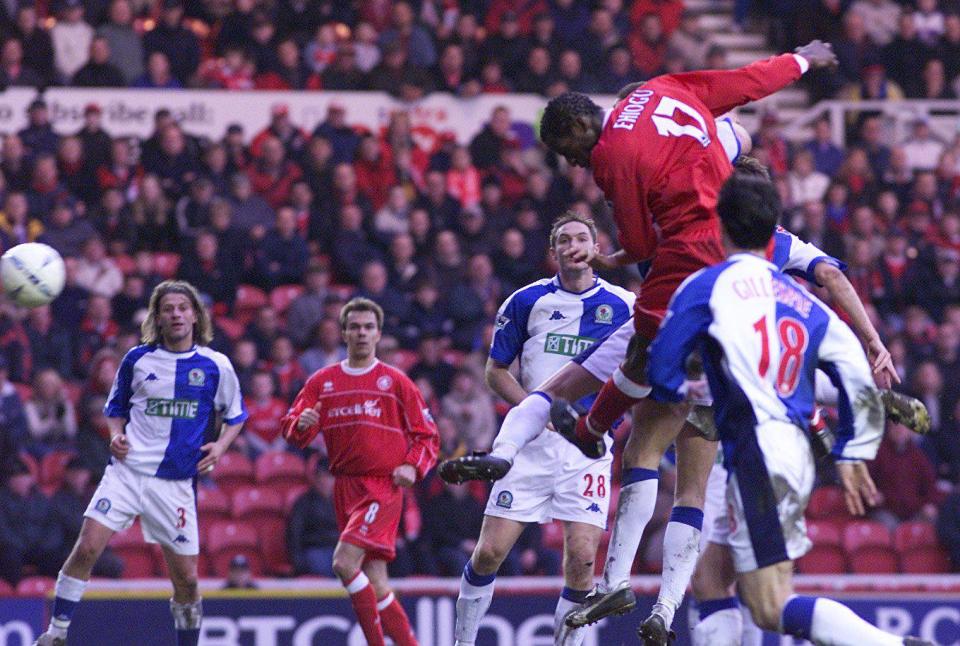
[0,0,958,589]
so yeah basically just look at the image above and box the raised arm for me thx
[814,262,898,388]
[662,41,836,117]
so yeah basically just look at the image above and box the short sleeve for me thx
[489,293,529,365]
[214,355,248,425]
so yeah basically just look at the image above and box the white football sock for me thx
[815,370,839,406]
[651,507,703,627]
[782,595,902,646]
[692,608,742,646]
[490,392,551,462]
[602,469,659,590]
[455,563,496,646]
[554,588,589,646]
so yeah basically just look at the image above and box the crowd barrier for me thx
[1,575,959,645]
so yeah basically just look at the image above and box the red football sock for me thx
[378,592,418,646]
[344,571,385,646]
[583,375,644,436]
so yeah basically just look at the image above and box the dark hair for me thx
[716,173,780,250]
[539,92,602,145]
[732,155,770,180]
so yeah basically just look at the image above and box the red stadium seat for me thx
[234,284,268,314]
[843,520,891,552]
[210,452,254,495]
[796,546,848,574]
[197,487,232,524]
[259,522,293,576]
[39,450,77,490]
[114,254,136,275]
[849,546,899,573]
[231,486,285,522]
[806,486,848,520]
[284,485,309,513]
[206,521,263,576]
[391,350,418,372]
[806,519,843,547]
[16,576,55,596]
[215,316,246,341]
[255,451,307,497]
[894,521,940,552]
[153,252,181,278]
[116,545,158,578]
[0,579,13,595]
[900,546,951,573]
[542,520,564,551]
[270,284,304,315]
[109,521,158,578]
[13,384,32,402]
[63,381,82,405]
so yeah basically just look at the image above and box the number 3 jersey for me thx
[591,53,808,261]
[105,344,248,480]
[647,254,884,465]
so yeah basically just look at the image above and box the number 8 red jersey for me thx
[281,360,439,480]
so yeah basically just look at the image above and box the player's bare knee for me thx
[472,541,507,574]
[741,592,780,631]
[691,561,726,601]
[70,537,103,571]
[332,556,358,582]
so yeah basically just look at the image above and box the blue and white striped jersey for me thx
[769,226,845,285]
[491,275,635,398]
[648,253,883,465]
[105,344,248,480]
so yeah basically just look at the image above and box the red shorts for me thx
[334,475,402,562]
[635,228,724,339]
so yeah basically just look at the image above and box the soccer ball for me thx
[0,243,66,307]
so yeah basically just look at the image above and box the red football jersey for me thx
[281,360,439,479]
[590,54,806,261]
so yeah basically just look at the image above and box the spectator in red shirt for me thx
[240,370,287,458]
[630,0,683,37]
[265,335,305,404]
[247,136,304,209]
[354,135,397,211]
[869,422,944,530]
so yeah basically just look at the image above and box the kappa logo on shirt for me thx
[585,502,602,513]
[172,534,190,544]
[145,373,158,381]
[549,310,566,320]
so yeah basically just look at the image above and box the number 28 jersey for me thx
[591,54,807,261]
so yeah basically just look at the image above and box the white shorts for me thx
[725,421,814,573]
[574,317,633,382]
[85,460,200,555]
[486,431,613,529]
[702,459,729,548]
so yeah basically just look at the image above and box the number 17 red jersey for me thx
[590,53,807,262]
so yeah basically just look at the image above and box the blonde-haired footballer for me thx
[35,280,247,646]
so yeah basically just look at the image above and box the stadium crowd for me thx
[1,0,960,586]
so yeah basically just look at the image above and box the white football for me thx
[1,243,66,307]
